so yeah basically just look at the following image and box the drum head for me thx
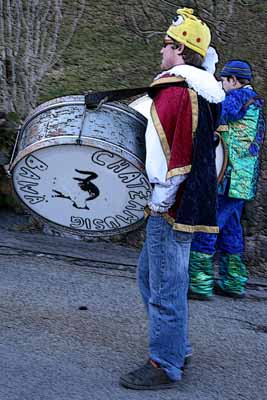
[12,142,151,236]
[129,95,152,120]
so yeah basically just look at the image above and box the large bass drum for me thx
[129,95,227,182]
[9,95,151,236]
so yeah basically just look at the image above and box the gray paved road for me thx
[0,225,266,399]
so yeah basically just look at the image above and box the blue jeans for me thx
[138,216,192,381]
[191,195,245,255]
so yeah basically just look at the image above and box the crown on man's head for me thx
[167,8,211,57]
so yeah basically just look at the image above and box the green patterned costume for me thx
[189,85,265,299]
[219,104,263,200]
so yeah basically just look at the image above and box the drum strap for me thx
[85,82,188,109]
[242,95,265,110]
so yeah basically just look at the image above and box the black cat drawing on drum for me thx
[52,169,100,210]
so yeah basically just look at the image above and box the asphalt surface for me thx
[0,211,266,400]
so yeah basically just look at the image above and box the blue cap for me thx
[220,60,252,81]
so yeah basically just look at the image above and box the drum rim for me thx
[10,184,146,236]
[22,96,147,132]
[216,133,228,183]
[10,136,150,236]
[129,94,150,107]
[23,95,85,127]
[10,136,146,174]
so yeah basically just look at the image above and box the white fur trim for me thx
[156,65,225,103]
[202,47,219,75]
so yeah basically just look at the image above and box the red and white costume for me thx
[146,65,225,222]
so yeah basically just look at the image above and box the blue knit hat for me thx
[220,60,252,80]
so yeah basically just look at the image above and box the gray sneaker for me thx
[119,361,180,390]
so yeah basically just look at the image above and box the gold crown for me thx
[167,8,211,57]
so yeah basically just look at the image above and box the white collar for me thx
[156,65,225,104]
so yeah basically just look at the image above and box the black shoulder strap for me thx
[85,81,188,109]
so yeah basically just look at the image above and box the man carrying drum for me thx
[120,8,225,390]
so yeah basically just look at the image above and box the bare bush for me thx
[0,0,86,117]
[124,0,250,45]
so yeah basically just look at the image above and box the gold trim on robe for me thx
[151,102,171,162]
[188,89,199,137]
[151,83,198,180]
[144,207,219,233]
[166,165,192,179]
[150,76,186,87]
[216,124,228,132]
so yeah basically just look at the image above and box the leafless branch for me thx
[0,0,86,117]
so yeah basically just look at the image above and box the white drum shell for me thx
[10,95,151,236]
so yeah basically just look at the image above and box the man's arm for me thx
[148,174,188,213]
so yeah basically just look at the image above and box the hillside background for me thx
[0,0,266,274]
